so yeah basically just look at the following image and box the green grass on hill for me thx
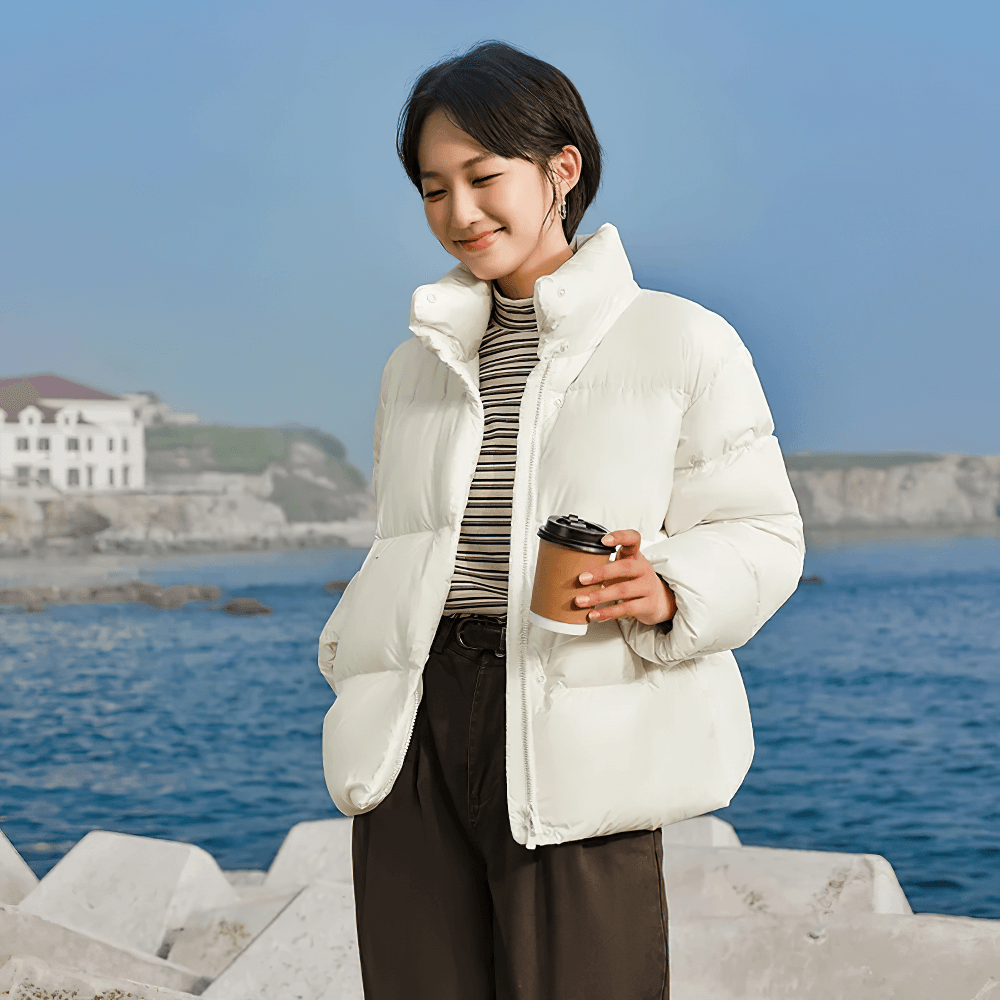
[784,452,943,471]
[146,425,366,488]
[146,426,287,474]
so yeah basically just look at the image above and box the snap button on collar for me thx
[426,293,436,303]
[557,287,566,297]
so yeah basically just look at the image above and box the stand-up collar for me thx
[409,223,640,363]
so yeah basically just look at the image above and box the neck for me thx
[494,240,575,299]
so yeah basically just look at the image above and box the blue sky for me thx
[2,0,997,477]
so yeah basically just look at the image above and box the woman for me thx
[319,40,804,1000]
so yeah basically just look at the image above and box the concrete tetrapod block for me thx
[201,880,362,1000]
[0,828,38,905]
[259,817,741,891]
[669,912,1000,999]
[221,869,301,904]
[660,815,742,847]
[0,954,195,999]
[264,818,353,890]
[16,830,240,956]
[663,844,912,918]
[0,904,206,993]
[164,888,303,978]
[222,869,267,891]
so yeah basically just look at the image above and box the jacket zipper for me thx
[519,355,554,846]
[385,686,420,794]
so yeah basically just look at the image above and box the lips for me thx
[458,227,503,251]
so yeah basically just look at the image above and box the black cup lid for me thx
[537,513,610,554]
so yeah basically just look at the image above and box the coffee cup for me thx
[529,513,615,635]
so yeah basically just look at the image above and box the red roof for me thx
[1,401,62,424]
[0,373,121,401]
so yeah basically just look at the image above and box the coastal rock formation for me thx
[0,492,375,557]
[0,582,222,609]
[221,597,271,616]
[2,816,999,998]
[787,452,1000,530]
[3,448,998,559]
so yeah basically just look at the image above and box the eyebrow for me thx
[419,152,496,181]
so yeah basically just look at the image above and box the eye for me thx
[422,173,502,201]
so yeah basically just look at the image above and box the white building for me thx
[0,373,146,497]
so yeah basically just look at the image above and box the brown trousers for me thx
[351,614,670,1000]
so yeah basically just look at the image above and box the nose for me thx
[448,183,483,233]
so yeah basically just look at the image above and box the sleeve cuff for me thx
[655,573,674,633]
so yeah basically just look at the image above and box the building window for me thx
[67,437,80,451]
[86,437,93,451]
[15,466,30,487]
[122,465,130,486]
[16,437,29,451]
[122,436,129,453]
[108,468,115,486]
[108,437,114,451]
[37,438,50,451]
[68,468,80,486]
[86,466,94,487]
[37,469,51,485]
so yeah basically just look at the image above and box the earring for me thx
[558,197,567,220]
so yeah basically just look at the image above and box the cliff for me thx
[786,452,1000,531]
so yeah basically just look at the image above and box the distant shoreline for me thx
[0,536,369,588]
[804,523,1000,548]
[1,524,997,589]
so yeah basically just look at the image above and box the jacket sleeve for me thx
[317,365,389,691]
[617,323,805,666]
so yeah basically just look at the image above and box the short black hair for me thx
[397,40,603,242]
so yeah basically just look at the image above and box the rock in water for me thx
[140,586,208,611]
[325,580,352,592]
[223,597,272,616]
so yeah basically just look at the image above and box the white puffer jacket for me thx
[318,223,804,849]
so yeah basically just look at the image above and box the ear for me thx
[548,144,583,197]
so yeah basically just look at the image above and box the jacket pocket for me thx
[318,531,444,693]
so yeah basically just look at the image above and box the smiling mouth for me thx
[458,227,504,249]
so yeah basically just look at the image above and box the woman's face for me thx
[417,108,581,296]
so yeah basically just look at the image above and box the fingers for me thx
[575,576,645,613]
[601,528,641,552]
[584,595,645,623]
[578,550,641,587]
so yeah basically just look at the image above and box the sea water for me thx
[1,538,998,918]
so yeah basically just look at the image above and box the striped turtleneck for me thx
[442,284,540,619]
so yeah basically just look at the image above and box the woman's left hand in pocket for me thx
[574,528,676,626]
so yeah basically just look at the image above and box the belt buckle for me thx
[454,618,476,650]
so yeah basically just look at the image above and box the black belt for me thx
[434,614,507,657]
